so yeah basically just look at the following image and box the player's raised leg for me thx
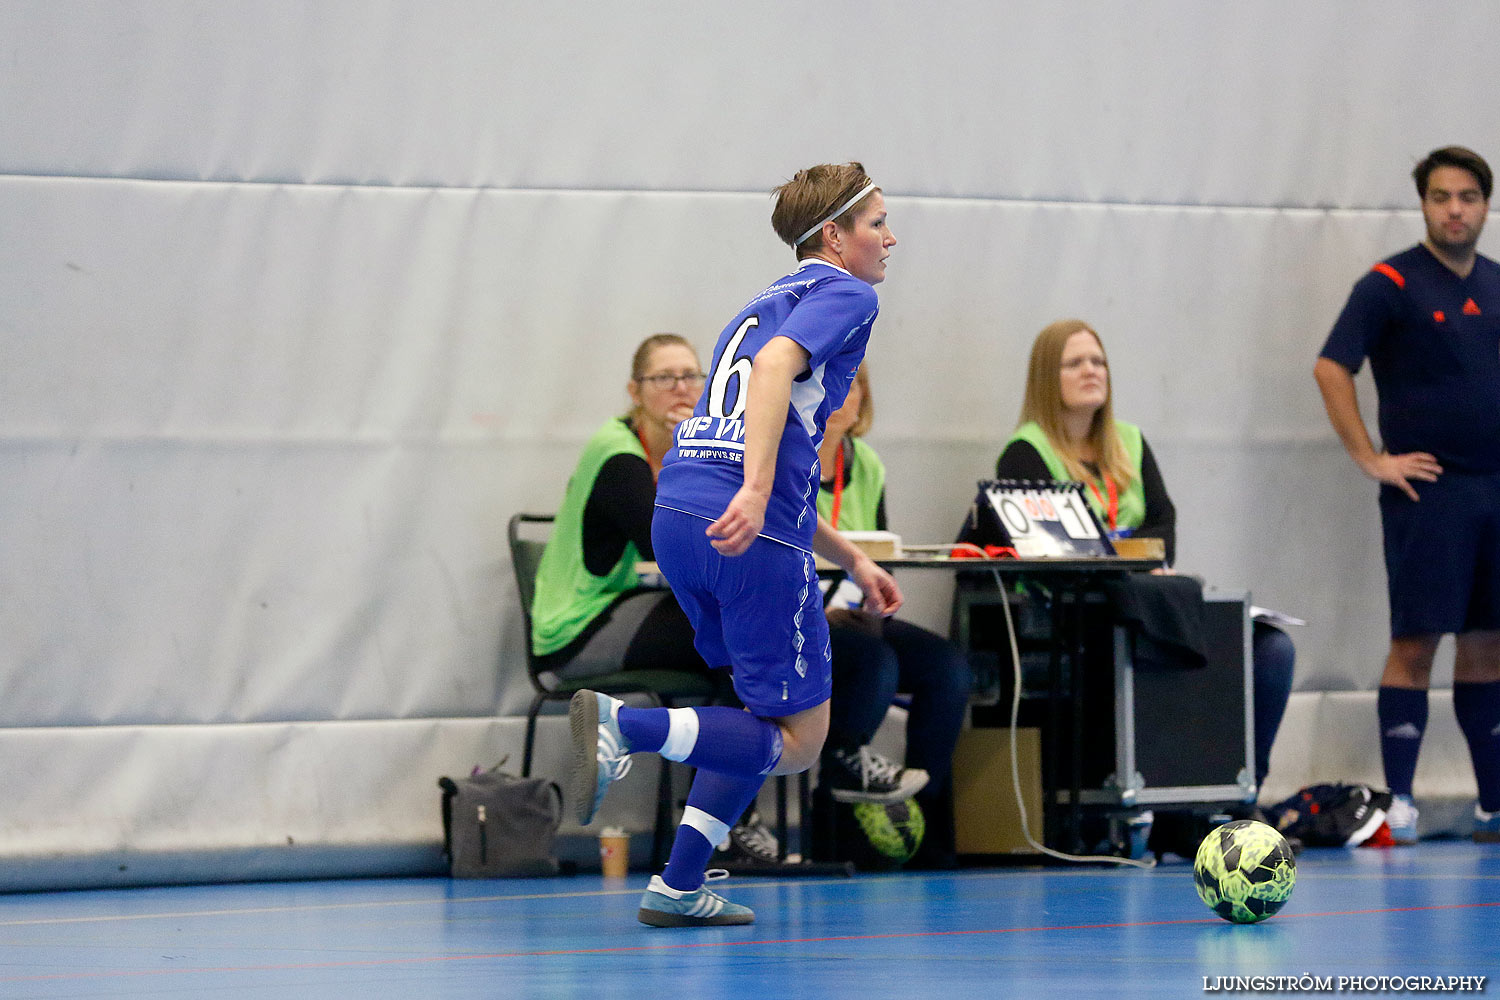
[568,689,800,826]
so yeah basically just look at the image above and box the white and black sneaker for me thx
[713,811,781,867]
[823,745,929,804]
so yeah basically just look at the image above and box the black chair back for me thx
[502,510,718,864]
[508,512,554,681]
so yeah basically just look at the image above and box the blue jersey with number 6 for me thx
[656,259,879,552]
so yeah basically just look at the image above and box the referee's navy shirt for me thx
[1321,243,1500,474]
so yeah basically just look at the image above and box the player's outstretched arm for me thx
[812,515,903,617]
[706,336,808,556]
[1313,357,1440,501]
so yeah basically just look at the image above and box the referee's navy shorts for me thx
[1380,470,1500,638]
[651,505,832,718]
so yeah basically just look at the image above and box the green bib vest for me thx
[1006,420,1146,532]
[815,437,886,530]
[530,418,646,656]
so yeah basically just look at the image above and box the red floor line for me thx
[5,898,1499,984]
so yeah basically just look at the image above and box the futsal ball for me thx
[1193,819,1297,924]
[849,798,925,867]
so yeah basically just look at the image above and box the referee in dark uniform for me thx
[1315,145,1500,845]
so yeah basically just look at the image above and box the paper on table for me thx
[840,530,902,559]
[1250,605,1307,627]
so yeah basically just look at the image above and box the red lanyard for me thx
[1087,473,1118,532]
[635,423,656,480]
[828,439,845,528]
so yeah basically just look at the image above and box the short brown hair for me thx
[1018,319,1133,490]
[1414,145,1493,200]
[771,162,878,257]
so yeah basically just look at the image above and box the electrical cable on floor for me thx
[994,569,1155,869]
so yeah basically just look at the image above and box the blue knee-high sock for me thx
[615,705,671,753]
[1453,681,1500,813]
[1378,686,1429,798]
[660,770,766,892]
[617,705,783,776]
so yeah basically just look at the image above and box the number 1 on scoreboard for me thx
[1055,488,1100,539]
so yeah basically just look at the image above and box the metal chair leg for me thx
[521,692,548,777]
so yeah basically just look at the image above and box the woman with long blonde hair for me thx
[1001,319,1170,555]
[995,320,1295,848]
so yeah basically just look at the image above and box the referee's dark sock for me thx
[661,770,764,892]
[1377,685,1428,798]
[1454,681,1500,813]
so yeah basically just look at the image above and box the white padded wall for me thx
[3,1,1499,882]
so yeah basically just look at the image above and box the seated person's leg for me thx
[882,618,972,867]
[1250,621,1295,788]
[828,620,900,750]
[821,620,927,802]
[621,592,722,679]
[882,618,973,786]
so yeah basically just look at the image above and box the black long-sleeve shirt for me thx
[580,451,658,576]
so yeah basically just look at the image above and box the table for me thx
[640,554,1163,857]
[875,557,1163,855]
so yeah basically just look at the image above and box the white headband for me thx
[794,181,878,246]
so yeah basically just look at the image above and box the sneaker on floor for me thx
[1125,810,1154,861]
[1146,809,1201,861]
[1474,804,1500,843]
[568,689,631,826]
[823,745,929,804]
[713,811,781,867]
[637,871,755,927]
[1386,793,1419,845]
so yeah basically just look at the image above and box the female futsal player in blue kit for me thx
[570,162,903,927]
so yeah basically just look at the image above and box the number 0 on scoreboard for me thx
[972,480,1115,558]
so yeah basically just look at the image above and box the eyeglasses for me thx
[637,372,707,390]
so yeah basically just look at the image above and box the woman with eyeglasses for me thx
[530,333,718,691]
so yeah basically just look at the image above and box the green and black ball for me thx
[1193,819,1297,923]
[849,798,925,868]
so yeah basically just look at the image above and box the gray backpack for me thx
[439,760,563,877]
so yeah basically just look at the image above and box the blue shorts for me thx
[651,505,832,717]
[1380,471,1500,638]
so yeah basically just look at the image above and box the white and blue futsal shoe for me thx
[1386,794,1419,845]
[1474,803,1500,843]
[568,689,631,825]
[637,871,755,927]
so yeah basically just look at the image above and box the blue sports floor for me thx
[1,843,1495,999]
